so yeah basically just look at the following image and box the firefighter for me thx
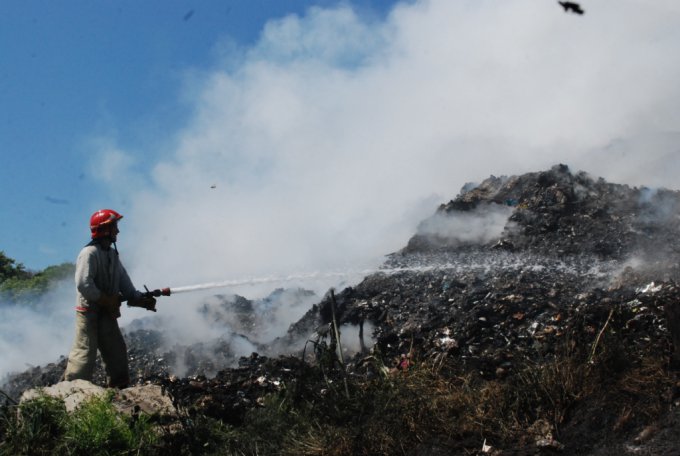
[63,209,155,388]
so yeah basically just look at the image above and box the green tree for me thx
[0,252,74,303]
[0,251,30,283]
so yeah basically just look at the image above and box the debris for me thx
[482,438,493,453]
[5,165,680,453]
[639,282,662,294]
[633,424,659,444]
[113,384,177,418]
[397,353,411,371]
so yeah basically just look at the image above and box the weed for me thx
[0,390,158,456]
[0,393,68,455]
[63,390,157,455]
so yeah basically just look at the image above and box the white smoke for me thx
[74,0,680,366]
[0,281,74,381]
[416,204,514,245]
[89,0,680,293]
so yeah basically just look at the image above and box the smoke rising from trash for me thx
[5,0,676,379]
[81,0,677,291]
[415,204,514,247]
[0,281,73,381]
[95,0,677,294]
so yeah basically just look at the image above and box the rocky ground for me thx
[4,164,680,455]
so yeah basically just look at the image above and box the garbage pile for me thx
[5,164,680,453]
[294,165,680,375]
[408,163,680,263]
[315,252,677,379]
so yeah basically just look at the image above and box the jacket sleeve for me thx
[75,247,101,302]
[118,262,141,302]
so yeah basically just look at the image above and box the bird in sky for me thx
[558,1,585,15]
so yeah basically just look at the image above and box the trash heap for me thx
[151,165,680,442]
[5,164,680,454]
[294,164,680,375]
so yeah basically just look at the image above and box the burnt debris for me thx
[5,164,680,453]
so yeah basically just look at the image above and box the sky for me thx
[1,0,680,380]
[2,0,680,283]
[0,0,398,273]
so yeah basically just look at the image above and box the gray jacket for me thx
[75,243,140,311]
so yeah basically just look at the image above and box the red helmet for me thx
[90,209,123,239]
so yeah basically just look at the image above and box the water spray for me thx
[168,270,377,295]
[151,253,617,299]
[162,267,447,296]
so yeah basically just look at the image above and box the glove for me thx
[99,293,122,318]
[139,296,157,312]
[128,296,157,312]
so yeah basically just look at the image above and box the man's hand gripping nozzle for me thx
[127,285,171,312]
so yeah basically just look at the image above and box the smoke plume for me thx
[89,0,679,291]
[0,281,74,381]
[82,0,680,365]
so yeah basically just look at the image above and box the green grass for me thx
[0,393,68,455]
[0,390,157,456]
[63,390,158,455]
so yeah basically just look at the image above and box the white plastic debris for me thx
[638,282,662,294]
[481,438,493,453]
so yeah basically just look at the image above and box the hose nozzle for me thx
[143,285,172,298]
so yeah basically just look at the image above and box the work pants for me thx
[63,310,130,388]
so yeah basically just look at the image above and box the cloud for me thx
[94,0,679,302]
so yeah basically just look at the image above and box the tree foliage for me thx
[0,251,30,282]
[0,251,74,303]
